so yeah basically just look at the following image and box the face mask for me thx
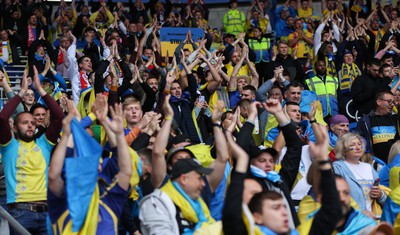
[44,86,52,94]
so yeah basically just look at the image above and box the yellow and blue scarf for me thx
[161,180,215,234]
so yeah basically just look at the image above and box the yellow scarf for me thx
[161,180,215,226]
[77,87,96,118]
[339,63,361,92]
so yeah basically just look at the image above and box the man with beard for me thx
[140,76,159,113]
[305,59,338,118]
[0,69,64,234]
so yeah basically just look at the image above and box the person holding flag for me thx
[47,102,133,235]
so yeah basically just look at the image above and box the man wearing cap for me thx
[140,158,216,234]
[150,98,229,222]
[223,0,246,37]
[328,114,349,150]
[357,90,399,163]
[248,99,303,228]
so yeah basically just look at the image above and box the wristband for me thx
[318,160,330,165]
[309,119,317,124]
[165,116,173,121]
[212,122,221,127]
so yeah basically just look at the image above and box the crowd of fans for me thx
[1,0,400,234]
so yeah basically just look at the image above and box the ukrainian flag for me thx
[65,118,103,232]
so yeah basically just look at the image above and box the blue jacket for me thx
[333,160,379,211]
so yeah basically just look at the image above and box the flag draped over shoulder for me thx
[65,118,102,232]
[77,87,96,118]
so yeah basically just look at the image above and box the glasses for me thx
[24,93,35,97]
[380,98,394,104]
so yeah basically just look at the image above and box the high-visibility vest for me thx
[223,9,245,36]
[248,38,271,63]
[305,75,338,117]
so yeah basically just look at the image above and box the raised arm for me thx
[222,127,250,235]
[228,47,247,92]
[243,43,259,88]
[0,72,28,145]
[308,127,342,235]
[48,112,74,197]
[104,103,133,190]
[206,100,229,192]
[67,31,80,105]
[257,66,282,102]
[262,99,302,189]
[34,67,64,144]
[0,68,25,115]
[151,94,174,188]
[307,101,324,150]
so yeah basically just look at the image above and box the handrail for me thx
[0,205,31,235]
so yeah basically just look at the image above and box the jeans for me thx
[7,207,48,235]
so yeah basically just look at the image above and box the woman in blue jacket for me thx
[333,133,387,214]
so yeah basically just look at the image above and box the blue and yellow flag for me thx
[65,118,102,232]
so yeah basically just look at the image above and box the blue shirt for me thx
[48,179,129,235]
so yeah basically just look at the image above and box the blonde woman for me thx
[379,140,400,188]
[333,133,386,214]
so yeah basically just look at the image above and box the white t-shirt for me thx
[344,161,374,211]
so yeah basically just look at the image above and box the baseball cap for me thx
[166,146,195,164]
[170,158,213,180]
[249,145,279,161]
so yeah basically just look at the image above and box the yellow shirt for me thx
[1,135,54,203]
[225,63,251,77]
[288,31,313,58]
[298,8,313,19]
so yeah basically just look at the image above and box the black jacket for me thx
[351,72,391,115]
[237,121,303,227]
[269,55,305,83]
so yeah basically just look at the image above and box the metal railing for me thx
[0,206,31,235]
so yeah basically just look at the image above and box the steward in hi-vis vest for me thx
[305,60,338,117]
